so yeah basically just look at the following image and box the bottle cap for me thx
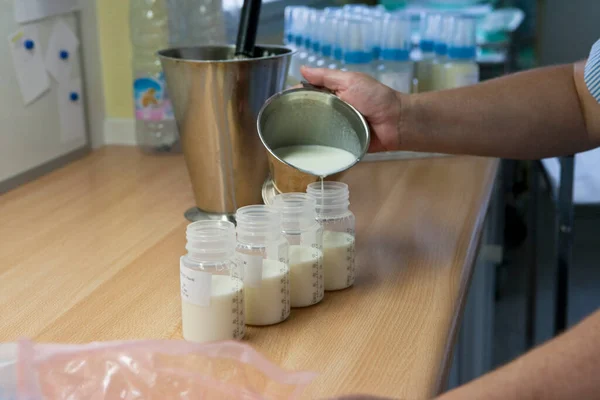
[434,15,456,56]
[381,13,411,62]
[369,10,385,59]
[332,13,346,61]
[319,13,337,58]
[303,9,318,49]
[341,17,373,65]
[420,13,441,53]
[291,7,309,47]
[447,16,477,60]
[310,9,322,52]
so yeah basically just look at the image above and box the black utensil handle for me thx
[235,0,262,57]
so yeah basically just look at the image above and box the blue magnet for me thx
[70,92,79,102]
[24,39,35,50]
[59,50,69,60]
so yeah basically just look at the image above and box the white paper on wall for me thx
[7,26,50,105]
[45,20,79,83]
[14,0,79,24]
[58,78,86,142]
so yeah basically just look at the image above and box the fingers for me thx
[301,66,350,91]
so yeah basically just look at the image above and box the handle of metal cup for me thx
[300,81,334,95]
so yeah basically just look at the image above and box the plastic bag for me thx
[0,343,18,399]
[8,340,317,400]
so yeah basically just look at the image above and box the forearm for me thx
[401,64,594,159]
[437,309,600,400]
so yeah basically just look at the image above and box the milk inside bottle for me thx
[377,12,414,94]
[180,220,245,343]
[272,193,324,307]
[307,182,357,291]
[236,206,291,326]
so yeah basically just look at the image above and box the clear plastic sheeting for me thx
[2,340,317,400]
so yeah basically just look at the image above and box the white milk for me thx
[245,259,290,326]
[181,274,245,343]
[323,231,356,291]
[274,145,357,177]
[289,245,324,307]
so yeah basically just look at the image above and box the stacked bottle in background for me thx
[286,6,310,86]
[340,17,375,76]
[130,0,226,153]
[378,13,414,94]
[430,14,455,91]
[438,16,479,89]
[284,4,480,93]
[414,13,440,93]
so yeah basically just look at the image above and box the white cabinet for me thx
[0,5,88,189]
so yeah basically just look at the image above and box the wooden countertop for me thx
[0,147,498,399]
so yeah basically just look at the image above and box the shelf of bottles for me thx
[285,4,488,93]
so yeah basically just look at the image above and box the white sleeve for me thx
[584,39,600,104]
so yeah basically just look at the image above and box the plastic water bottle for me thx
[377,13,414,93]
[340,17,375,77]
[166,0,226,47]
[130,0,177,153]
[415,13,441,93]
[441,16,480,89]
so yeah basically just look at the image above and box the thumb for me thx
[301,66,348,92]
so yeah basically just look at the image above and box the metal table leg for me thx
[526,161,539,348]
[555,155,575,334]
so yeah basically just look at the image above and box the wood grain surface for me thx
[0,147,498,399]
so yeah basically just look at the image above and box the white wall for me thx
[79,0,105,149]
[0,1,104,190]
[0,11,85,183]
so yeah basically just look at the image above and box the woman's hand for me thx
[301,66,404,153]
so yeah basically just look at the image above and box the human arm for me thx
[402,62,600,159]
[436,309,600,400]
[301,59,600,159]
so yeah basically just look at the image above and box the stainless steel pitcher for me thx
[257,84,370,195]
[158,45,292,217]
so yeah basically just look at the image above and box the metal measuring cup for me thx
[257,83,370,195]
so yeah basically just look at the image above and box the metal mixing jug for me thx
[159,45,292,220]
